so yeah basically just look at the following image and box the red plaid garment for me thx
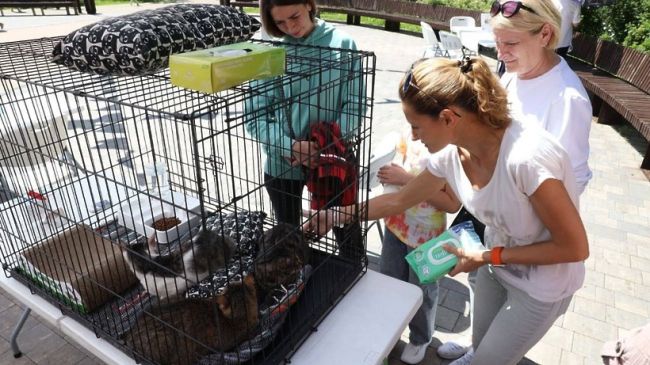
[305,122,358,210]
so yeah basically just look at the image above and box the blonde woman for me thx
[495,0,592,195]
[304,57,589,365]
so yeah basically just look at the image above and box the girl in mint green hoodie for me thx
[246,0,366,261]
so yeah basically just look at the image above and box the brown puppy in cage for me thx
[121,228,236,301]
[124,274,259,365]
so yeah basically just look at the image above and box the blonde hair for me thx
[398,57,510,130]
[491,0,561,50]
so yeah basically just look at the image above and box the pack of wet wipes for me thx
[405,221,484,283]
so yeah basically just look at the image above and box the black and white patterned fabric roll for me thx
[51,4,261,76]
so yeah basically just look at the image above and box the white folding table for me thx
[456,28,495,54]
[0,268,422,365]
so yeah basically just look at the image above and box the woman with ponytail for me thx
[440,1,594,360]
[304,56,589,365]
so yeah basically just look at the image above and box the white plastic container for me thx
[143,207,200,244]
[117,191,201,244]
[143,161,170,198]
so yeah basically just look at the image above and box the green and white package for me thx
[405,222,485,284]
[405,230,461,284]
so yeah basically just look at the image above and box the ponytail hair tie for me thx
[458,57,473,73]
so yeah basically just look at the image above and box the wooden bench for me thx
[0,0,92,16]
[319,0,480,32]
[225,0,480,33]
[567,33,650,170]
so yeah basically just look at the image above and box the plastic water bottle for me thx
[144,161,170,197]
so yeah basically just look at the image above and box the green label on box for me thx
[170,42,286,93]
[405,230,460,284]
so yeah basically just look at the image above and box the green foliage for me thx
[423,0,650,53]
[577,6,609,40]
[422,0,491,11]
[623,15,650,52]
[579,0,650,52]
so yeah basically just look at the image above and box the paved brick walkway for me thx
[1,3,649,365]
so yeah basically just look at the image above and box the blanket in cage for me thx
[88,209,309,363]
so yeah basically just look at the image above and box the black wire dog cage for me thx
[0,36,375,364]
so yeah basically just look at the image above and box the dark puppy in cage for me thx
[124,274,259,365]
[254,223,310,305]
[121,229,236,301]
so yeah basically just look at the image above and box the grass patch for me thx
[317,12,421,33]
[243,6,259,14]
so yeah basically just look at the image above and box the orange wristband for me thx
[491,246,504,266]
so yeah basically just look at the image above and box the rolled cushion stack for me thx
[51,4,261,76]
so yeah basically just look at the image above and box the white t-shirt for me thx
[553,0,581,49]
[501,57,592,195]
[426,121,585,302]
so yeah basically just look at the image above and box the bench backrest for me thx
[569,33,598,64]
[323,0,357,9]
[317,0,481,29]
[378,1,480,24]
[569,33,650,95]
[356,0,378,11]
[596,40,650,95]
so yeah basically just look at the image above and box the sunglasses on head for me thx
[490,1,537,18]
[402,69,419,95]
[401,69,462,118]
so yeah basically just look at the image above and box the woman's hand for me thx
[290,140,320,167]
[377,163,413,186]
[302,208,342,236]
[443,244,490,276]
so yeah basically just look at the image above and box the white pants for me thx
[472,265,573,365]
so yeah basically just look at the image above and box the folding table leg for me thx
[10,307,31,358]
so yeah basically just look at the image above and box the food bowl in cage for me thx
[144,208,200,245]
[117,191,201,245]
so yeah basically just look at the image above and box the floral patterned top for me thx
[384,133,446,247]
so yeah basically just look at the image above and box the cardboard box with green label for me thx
[170,42,286,93]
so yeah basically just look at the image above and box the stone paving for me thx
[1,2,650,365]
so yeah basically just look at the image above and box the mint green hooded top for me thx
[245,19,366,180]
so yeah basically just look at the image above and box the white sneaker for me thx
[448,348,475,365]
[437,341,470,359]
[400,340,431,364]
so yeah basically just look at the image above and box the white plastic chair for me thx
[420,21,443,58]
[0,91,84,207]
[480,12,492,31]
[456,28,487,55]
[449,16,476,33]
[438,31,467,59]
